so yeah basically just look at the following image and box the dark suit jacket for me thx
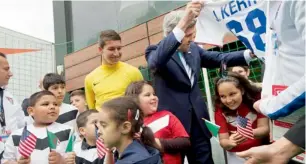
[284,115,305,149]
[145,32,248,138]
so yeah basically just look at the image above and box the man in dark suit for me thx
[145,2,255,164]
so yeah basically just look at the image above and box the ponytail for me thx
[102,97,159,149]
[140,126,157,149]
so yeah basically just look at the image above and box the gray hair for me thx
[163,10,196,37]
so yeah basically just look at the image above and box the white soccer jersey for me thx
[74,140,105,164]
[260,1,305,119]
[195,0,267,60]
[2,122,72,164]
[26,103,78,128]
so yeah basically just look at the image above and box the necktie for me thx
[178,52,194,86]
[183,52,193,70]
[0,88,6,127]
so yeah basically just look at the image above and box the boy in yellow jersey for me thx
[84,30,143,110]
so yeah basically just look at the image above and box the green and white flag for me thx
[47,129,59,150]
[65,129,76,152]
[202,118,220,141]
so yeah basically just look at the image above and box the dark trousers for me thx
[182,110,214,164]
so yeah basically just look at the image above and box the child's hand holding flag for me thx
[49,150,64,164]
[17,156,31,164]
[18,126,37,158]
[236,116,254,140]
[65,152,76,164]
[65,129,76,164]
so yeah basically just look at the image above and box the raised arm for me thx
[198,46,253,68]
[146,1,202,70]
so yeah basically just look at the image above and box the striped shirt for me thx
[26,103,78,127]
[1,122,72,164]
[74,139,105,164]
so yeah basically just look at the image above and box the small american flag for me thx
[95,125,108,159]
[236,116,254,139]
[18,126,37,158]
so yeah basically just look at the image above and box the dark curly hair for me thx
[214,72,261,115]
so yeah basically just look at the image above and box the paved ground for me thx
[183,138,226,164]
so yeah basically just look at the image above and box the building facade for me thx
[53,1,239,92]
[0,26,55,102]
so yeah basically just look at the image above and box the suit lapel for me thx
[172,51,197,87]
[172,52,185,70]
[172,51,189,77]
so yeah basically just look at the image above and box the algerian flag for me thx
[202,118,220,141]
[65,130,76,152]
[47,129,59,150]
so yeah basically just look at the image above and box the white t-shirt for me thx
[2,122,72,164]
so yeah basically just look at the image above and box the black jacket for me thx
[284,115,305,149]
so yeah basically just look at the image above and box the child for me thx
[27,73,78,128]
[2,90,73,164]
[74,110,105,164]
[125,81,190,164]
[98,97,162,164]
[214,72,269,164]
[70,90,88,113]
[229,66,262,88]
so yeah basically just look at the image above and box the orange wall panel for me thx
[65,55,101,81]
[149,32,163,45]
[125,55,147,68]
[64,44,99,68]
[223,33,238,45]
[66,74,87,92]
[120,24,148,46]
[121,38,149,61]
[147,15,165,36]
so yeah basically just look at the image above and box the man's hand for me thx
[177,1,203,31]
[236,137,303,164]
[17,156,30,164]
[49,151,64,164]
[65,152,76,164]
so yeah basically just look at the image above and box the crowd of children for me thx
[0,65,270,164]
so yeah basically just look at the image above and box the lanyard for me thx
[0,88,6,127]
[270,1,283,30]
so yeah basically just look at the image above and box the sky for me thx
[0,0,54,42]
